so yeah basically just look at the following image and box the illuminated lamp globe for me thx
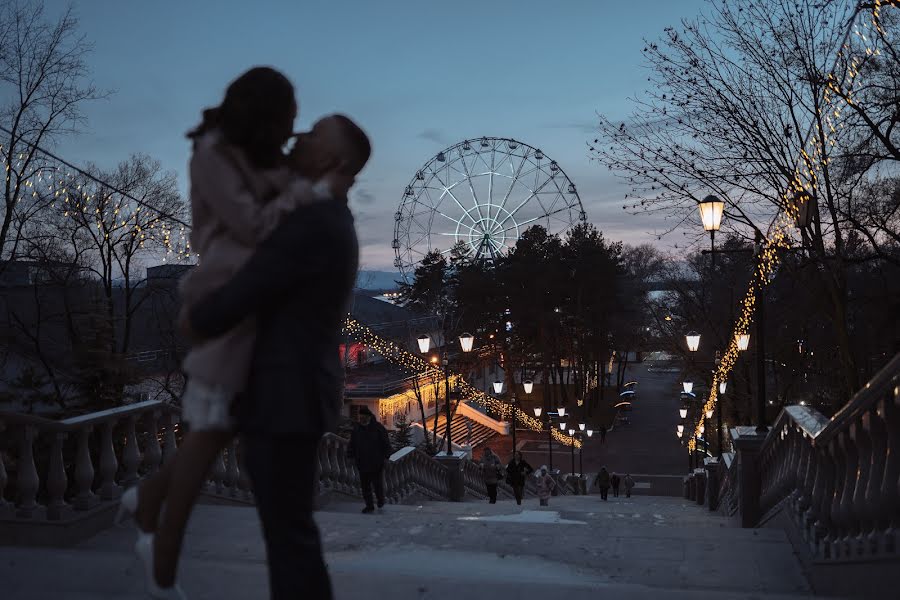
[686,332,701,352]
[698,195,725,232]
[458,332,474,353]
[683,381,694,394]
[736,333,750,351]
[417,335,431,354]
[523,380,534,394]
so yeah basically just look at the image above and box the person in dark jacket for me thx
[610,472,621,498]
[480,447,503,503]
[595,466,611,501]
[348,406,392,513]
[506,451,534,505]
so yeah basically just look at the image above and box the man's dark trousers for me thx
[243,433,332,600]
[360,468,385,509]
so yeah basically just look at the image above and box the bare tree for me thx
[592,0,900,395]
[0,1,106,263]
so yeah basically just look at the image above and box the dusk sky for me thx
[50,0,708,271]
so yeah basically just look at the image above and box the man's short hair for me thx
[330,114,371,176]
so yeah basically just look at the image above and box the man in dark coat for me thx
[186,116,369,600]
[506,451,534,505]
[348,406,392,513]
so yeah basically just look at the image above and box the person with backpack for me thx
[610,472,621,498]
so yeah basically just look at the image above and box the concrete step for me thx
[0,496,816,599]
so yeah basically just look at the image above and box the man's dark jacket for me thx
[189,199,358,435]
[347,419,392,473]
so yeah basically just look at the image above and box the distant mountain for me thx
[355,270,403,291]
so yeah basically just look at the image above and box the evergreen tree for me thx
[391,413,413,451]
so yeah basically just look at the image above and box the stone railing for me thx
[0,401,250,530]
[459,459,539,500]
[1,401,528,543]
[317,436,453,503]
[708,352,900,563]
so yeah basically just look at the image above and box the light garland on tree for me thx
[1,150,194,261]
[342,316,581,448]
[688,1,894,451]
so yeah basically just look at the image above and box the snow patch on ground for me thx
[456,510,587,525]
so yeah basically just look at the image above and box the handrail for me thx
[712,352,900,562]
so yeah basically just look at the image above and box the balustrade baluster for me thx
[318,437,333,491]
[73,426,97,510]
[15,426,41,518]
[850,418,873,556]
[210,447,226,494]
[225,439,239,497]
[879,389,900,554]
[142,411,163,476]
[46,432,70,520]
[837,431,859,557]
[863,404,887,556]
[98,420,122,500]
[812,443,835,557]
[121,415,141,488]
[824,437,848,558]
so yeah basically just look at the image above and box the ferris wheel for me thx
[392,137,586,282]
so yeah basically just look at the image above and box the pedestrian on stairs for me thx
[536,466,556,506]
[506,451,534,506]
[348,406,393,514]
[481,447,503,503]
[596,466,611,501]
[599,425,607,444]
[610,472,621,498]
[624,473,635,498]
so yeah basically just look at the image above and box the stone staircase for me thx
[428,412,497,449]
[1,494,817,599]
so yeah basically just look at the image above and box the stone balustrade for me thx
[0,401,252,528]
[1,400,526,540]
[712,352,900,562]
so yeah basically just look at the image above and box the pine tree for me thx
[392,413,413,451]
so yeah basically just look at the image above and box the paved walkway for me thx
[2,495,816,599]
[510,362,688,495]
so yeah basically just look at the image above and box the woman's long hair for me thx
[188,67,296,169]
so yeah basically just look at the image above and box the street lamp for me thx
[568,428,577,476]
[719,380,728,394]
[559,421,567,431]
[578,423,586,432]
[458,332,474,353]
[736,333,750,351]
[533,407,542,417]
[706,408,713,419]
[417,335,431,354]
[587,430,594,438]
[493,381,503,394]
[557,407,567,418]
[683,381,694,394]
[698,194,725,268]
[679,407,688,419]
[523,379,534,394]
[686,332,701,353]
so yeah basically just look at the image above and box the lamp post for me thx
[716,380,727,457]
[568,427,577,476]
[417,332,474,455]
[698,194,725,269]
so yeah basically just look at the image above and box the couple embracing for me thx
[118,67,368,600]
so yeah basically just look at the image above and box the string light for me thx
[342,317,581,448]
